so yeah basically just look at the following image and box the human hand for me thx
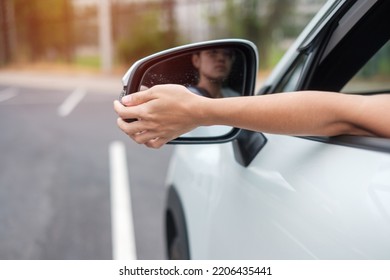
[113,84,207,148]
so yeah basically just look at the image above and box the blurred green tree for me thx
[209,0,295,69]
[358,42,390,78]
[115,2,177,65]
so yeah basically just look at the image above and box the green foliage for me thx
[74,55,100,69]
[116,10,176,65]
[208,0,296,69]
[357,42,390,79]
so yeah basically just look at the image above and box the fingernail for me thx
[122,95,132,104]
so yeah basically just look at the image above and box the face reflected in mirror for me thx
[190,49,235,98]
[140,47,245,99]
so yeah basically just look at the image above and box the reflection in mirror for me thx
[139,47,246,139]
[140,47,246,98]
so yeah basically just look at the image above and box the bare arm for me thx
[113,84,390,148]
[205,91,389,137]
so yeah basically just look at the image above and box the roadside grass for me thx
[1,55,126,76]
[74,55,101,69]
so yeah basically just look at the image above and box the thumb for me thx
[121,89,154,106]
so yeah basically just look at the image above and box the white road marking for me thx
[109,141,137,260]
[57,87,86,117]
[0,87,18,103]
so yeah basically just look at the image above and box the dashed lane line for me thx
[0,87,18,103]
[57,87,86,117]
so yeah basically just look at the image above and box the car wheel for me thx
[165,186,190,260]
[168,234,187,260]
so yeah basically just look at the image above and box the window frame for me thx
[306,0,390,92]
[291,0,390,153]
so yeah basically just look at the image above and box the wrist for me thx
[191,96,213,126]
[195,97,228,127]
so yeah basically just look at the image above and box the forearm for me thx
[201,91,371,137]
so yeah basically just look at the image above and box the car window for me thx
[274,54,309,92]
[342,40,390,93]
[308,1,389,92]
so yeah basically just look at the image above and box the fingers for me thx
[116,118,169,148]
[116,117,145,135]
[114,87,158,121]
[121,88,155,106]
[121,84,190,106]
[115,98,167,147]
[113,100,140,120]
[114,85,191,149]
[144,138,169,149]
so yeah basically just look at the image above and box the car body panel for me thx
[167,135,390,259]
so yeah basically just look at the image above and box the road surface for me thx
[0,70,173,259]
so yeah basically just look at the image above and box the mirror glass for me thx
[139,47,246,138]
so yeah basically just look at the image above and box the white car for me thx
[122,0,390,259]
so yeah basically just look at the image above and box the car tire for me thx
[168,235,187,260]
[165,186,190,260]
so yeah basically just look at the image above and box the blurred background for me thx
[0,0,390,259]
[0,0,327,72]
[0,0,329,260]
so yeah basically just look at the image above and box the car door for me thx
[205,0,390,259]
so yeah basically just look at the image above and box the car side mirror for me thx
[120,39,258,144]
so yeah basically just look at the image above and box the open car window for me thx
[342,40,390,94]
[308,0,390,92]
[300,0,390,150]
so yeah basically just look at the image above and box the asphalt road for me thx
[0,70,173,260]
